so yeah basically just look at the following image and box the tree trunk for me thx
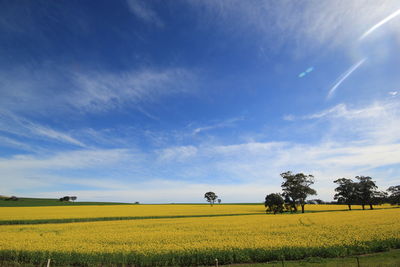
[362,204,365,210]
[301,204,305,213]
[369,204,373,210]
[348,204,352,210]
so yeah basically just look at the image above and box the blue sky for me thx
[1,0,400,203]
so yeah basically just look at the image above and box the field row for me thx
[0,204,396,222]
[0,209,399,266]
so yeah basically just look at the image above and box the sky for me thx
[0,0,400,203]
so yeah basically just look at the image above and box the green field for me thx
[223,249,400,267]
[0,249,399,266]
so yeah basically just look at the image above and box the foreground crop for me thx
[0,208,399,266]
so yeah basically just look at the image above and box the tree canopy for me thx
[204,192,218,206]
[281,171,317,213]
[387,185,400,205]
[355,176,378,210]
[264,193,284,214]
[333,178,357,210]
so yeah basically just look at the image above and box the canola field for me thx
[0,203,394,224]
[0,204,264,222]
[0,205,399,266]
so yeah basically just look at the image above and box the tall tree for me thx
[355,176,378,210]
[333,178,357,210]
[387,185,400,205]
[264,193,284,214]
[204,192,218,207]
[281,171,317,213]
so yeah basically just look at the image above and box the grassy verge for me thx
[0,239,399,266]
[219,249,400,267]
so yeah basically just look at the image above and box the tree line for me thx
[264,171,400,214]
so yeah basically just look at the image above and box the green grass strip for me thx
[0,239,399,266]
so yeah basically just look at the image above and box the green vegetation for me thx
[222,249,400,267]
[0,197,130,207]
[0,240,399,267]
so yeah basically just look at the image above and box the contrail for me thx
[359,8,400,40]
[327,58,366,99]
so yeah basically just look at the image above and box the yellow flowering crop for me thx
[0,204,264,221]
[0,204,394,222]
[0,204,398,265]
[0,209,399,254]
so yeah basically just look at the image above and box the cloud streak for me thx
[126,0,164,27]
[0,66,196,116]
[192,117,244,135]
[327,58,366,99]
[359,8,400,40]
[187,1,400,54]
[0,110,85,147]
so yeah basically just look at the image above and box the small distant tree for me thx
[59,196,71,202]
[204,192,218,207]
[281,171,317,213]
[355,176,378,210]
[217,199,221,204]
[333,178,357,210]
[387,185,400,205]
[264,193,284,214]
[134,201,140,204]
[70,196,77,202]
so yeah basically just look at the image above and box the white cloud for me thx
[126,0,164,27]
[0,135,33,151]
[187,0,400,53]
[327,58,366,99]
[1,97,399,202]
[157,145,198,162]
[68,68,195,113]
[359,8,400,40]
[0,149,131,170]
[283,114,295,121]
[0,66,196,115]
[0,110,85,147]
[192,117,244,135]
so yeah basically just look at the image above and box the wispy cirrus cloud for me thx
[70,68,195,113]
[0,110,85,147]
[0,149,131,170]
[0,66,196,116]
[187,0,400,53]
[2,99,400,202]
[287,99,400,145]
[126,0,164,28]
[192,117,244,135]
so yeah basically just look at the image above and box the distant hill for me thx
[0,196,131,207]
